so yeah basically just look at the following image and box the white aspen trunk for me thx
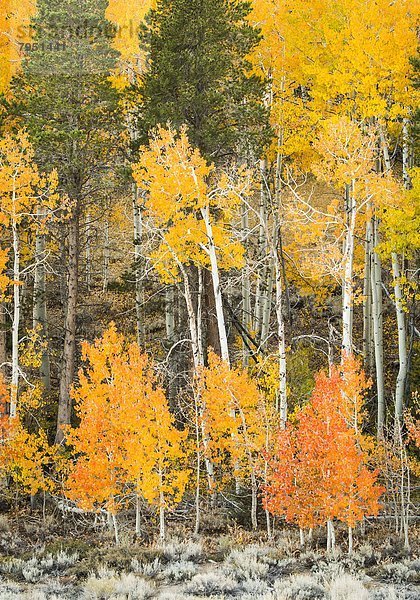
[194,392,201,535]
[327,521,331,553]
[274,236,287,424]
[179,264,203,371]
[327,519,335,553]
[348,526,353,555]
[112,513,119,546]
[165,284,177,401]
[0,303,6,376]
[176,262,214,490]
[197,268,204,370]
[273,140,287,424]
[201,206,230,365]
[103,219,110,293]
[266,509,272,539]
[10,216,20,419]
[371,219,385,437]
[392,254,407,421]
[159,470,166,541]
[381,129,409,424]
[299,528,305,547]
[133,183,144,346]
[251,472,258,531]
[241,203,251,367]
[363,220,373,372]
[342,182,356,356]
[33,206,51,390]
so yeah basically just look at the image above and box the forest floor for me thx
[0,508,419,599]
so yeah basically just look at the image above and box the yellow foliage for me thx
[133,126,247,282]
[0,0,36,93]
[66,324,189,515]
[198,352,279,485]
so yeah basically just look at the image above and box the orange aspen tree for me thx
[264,365,383,552]
[65,324,188,543]
[0,131,58,417]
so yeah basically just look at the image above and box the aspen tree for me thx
[0,131,58,418]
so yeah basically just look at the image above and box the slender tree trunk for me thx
[381,129,409,423]
[10,216,20,419]
[241,203,251,367]
[177,261,214,491]
[260,258,274,350]
[0,303,6,376]
[342,182,356,356]
[299,528,305,547]
[251,472,258,531]
[363,220,373,373]
[135,493,141,536]
[103,219,110,293]
[371,218,385,438]
[327,519,335,553]
[165,284,177,401]
[274,227,287,424]
[159,470,166,541]
[254,159,268,339]
[85,212,91,292]
[194,387,201,535]
[111,513,119,546]
[179,264,203,371]
[56,212,79,443]
[348,526,353,555]
[33,206,51,390]
[201,206,230,365]
[392,254,407,422]
[133,183,144,346]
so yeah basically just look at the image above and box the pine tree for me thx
[137,0,269,361]
[138,0,270,162]
[7,0,123,442]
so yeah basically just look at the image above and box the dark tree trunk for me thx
[56,211,79,443]
[203,268,221,360]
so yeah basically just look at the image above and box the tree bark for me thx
[33,206,51,390]
[201,206,230,365]
[133,183,144,346]
[241,202,251,367]
[342,182,356,356]
[371,218,385,438]
[103,219,110,293]
[392,253,407,422]
[363,219,373,373]
[0,303,6,376]
[381,129,409,423]
[273,223,287,425]
[56,212,79,443]
[10,215,20,418]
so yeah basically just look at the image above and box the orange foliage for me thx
[264,364,383,531]
[65,324,189,517]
